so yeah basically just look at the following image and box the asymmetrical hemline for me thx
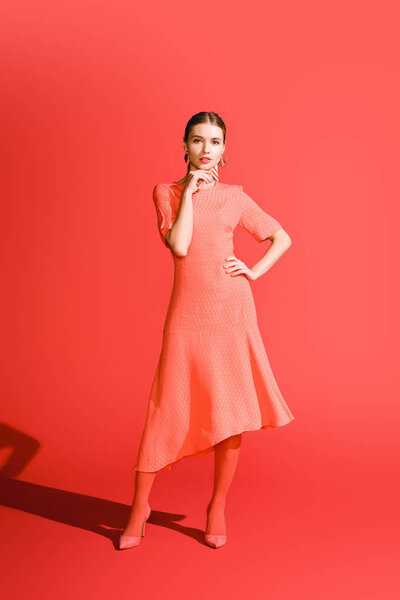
[134,418,294,473]
[133,181,295,473]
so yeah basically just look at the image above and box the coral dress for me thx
[133,181,295,473]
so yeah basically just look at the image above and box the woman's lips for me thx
[200,158,211,163]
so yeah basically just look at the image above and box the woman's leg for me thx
[122,470,157,537]
[206,433,242,534]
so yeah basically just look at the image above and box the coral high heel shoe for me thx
[118,502,151,550]
[205,516,227,549]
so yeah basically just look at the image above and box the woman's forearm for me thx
[250,231,292,280]
[166,189,194,256]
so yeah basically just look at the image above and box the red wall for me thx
[1,1,399,598]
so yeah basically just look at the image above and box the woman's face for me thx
[184,123,225,172]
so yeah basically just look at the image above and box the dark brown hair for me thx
[183,112,226,164]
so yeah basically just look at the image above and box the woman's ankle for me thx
[207,498,226,511]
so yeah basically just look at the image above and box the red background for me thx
[1,1,399,598]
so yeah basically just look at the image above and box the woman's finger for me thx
[229,268,245,276]
[225,264,243,273]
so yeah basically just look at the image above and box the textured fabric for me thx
[134,182,295,473]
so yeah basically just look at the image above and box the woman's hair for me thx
[183,112,226,164]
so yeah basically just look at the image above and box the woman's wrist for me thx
[182,188,193,200]
[250,264,269,280]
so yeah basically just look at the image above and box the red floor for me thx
[1,425,398,600]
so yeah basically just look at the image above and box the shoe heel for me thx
[119,503,151,549]
[141,502,152,537]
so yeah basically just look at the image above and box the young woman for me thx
[119,112,295,550]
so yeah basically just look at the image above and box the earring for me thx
[219,155,227,167]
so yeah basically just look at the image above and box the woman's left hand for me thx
[223,256,257,281]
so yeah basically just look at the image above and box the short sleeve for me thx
[153,184,175,247]
[238,185,283,242]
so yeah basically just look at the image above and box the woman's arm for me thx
[166,188,194,257]
[224,228,291,281]
[166,171,214,256]
[250,229,291,280]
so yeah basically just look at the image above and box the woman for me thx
[119,111,295,550]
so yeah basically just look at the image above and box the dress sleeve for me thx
[238,185,283,242]
[153,184,175,247]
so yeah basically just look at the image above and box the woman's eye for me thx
[193,139,220,144]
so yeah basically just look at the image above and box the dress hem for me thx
[133,415,295,474]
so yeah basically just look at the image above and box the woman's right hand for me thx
[183,169,214,194]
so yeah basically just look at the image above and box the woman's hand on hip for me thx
[223,256,257,281]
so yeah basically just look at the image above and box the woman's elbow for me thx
[173,246,188,257]
[166,231,189,256]
[283,232,292,251]
[167,239,188,257]
[270,228,291,246]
